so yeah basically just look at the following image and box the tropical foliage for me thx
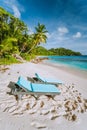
[0,7,48,60]
[26,23,48,53]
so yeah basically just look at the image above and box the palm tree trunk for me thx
[26,43,37,54]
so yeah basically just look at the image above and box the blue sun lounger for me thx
[35,73,63,85]
[13,76,61,97]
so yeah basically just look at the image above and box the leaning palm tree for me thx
[27,23,48,53]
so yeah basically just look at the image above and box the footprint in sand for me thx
[31,121,46,129]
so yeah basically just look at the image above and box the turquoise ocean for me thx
[40,56,87,71]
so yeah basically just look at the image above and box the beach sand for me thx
[0,62,87,130]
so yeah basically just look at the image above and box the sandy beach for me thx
[0,62,87,130]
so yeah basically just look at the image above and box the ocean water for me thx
[41,56,87,71]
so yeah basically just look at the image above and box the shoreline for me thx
[41,61,87,79]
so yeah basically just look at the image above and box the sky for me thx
[0,0,87,54]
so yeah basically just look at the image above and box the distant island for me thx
[0,7,82,65]
[33,46,82,56]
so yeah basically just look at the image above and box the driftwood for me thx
[31,57,49,64]
[0,65,9,72]
[12,54,25,63]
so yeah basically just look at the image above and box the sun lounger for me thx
[34,73,63,85]
[12,76,61,98]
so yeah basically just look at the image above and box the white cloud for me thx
[58,27,69,35]
[45,32,51,38]
[12,5,21,18]
[28,27,34,34]
[47,26,69,42]
[3,0,24,18]
[73,32,82,38]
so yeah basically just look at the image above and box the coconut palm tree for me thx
[27,23,48,53]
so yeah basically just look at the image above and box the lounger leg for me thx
[15,94,23,100]
[32,94,39,100]
[19,94,23,100]
[47,95,55,100]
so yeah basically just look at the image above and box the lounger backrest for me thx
[35,73,46,82]
[16,76,33,91]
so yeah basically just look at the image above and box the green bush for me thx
[20,53,36,61]
[0,56,19,65]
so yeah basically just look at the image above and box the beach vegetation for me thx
[0,56,19,65]
[0,7,48,64]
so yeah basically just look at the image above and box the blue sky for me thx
[0,0,87,54]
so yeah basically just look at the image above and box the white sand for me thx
[0,62,87,130]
